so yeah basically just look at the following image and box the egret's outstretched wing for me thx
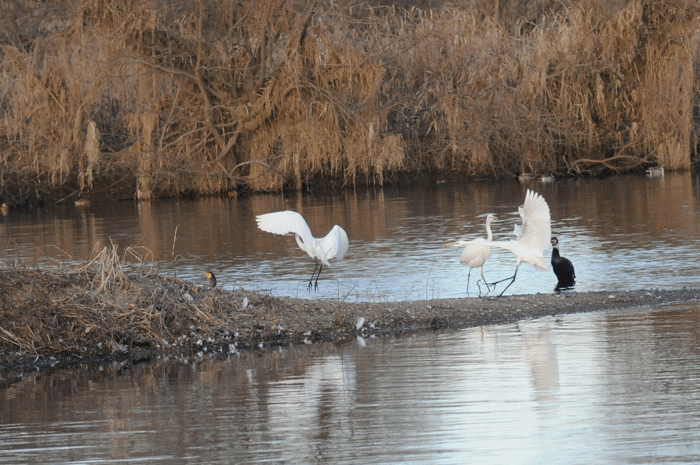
[256,210,314,248]
[319,225,349,261]
[443,238,482,248]
[518,189,551,252]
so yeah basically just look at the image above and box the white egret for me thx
[443,214,498,295]
[550,237,575,290]
[255,210,349,290]
[489,189,551,296]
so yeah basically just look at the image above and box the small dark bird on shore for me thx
[550,237,575,291]
[205,271,217,288]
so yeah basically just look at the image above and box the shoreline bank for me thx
[2,263,699,377]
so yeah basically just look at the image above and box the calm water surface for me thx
[1,173,699,300]
[2,302,700,463]
[2,174,700,463]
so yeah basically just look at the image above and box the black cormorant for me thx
[550,237,575,290]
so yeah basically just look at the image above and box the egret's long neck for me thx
[485,220,493,242]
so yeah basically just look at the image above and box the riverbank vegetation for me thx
[1,0,698,203]
[0,244,282,370]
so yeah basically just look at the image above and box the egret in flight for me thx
[443,214,498,295]
[256,210,349,291]
[489,189,551,296]
[550,237,576,290]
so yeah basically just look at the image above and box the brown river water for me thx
[1,173,699,300]
[1,172,700,462]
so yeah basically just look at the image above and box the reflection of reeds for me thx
[0,1,697,201]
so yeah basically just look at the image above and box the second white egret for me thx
[256,210,349,291]
[443,214,498,295]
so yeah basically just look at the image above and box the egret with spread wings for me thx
[489,189,551,296]
[256,210,349,291]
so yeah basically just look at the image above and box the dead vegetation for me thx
[0,0,699,203]
[0,244,265,363]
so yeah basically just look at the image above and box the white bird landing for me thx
[443,214,498,296]
[489,189,551,296]
[256,210,349,291]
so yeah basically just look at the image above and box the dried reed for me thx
[0,245,254,359]
[0,0,698,202]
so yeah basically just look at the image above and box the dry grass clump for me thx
[385,1,698,177]
[0,244,257,360]
[0,0,698,202]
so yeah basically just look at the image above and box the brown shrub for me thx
[0,244,251,358]
[0,0,698,201]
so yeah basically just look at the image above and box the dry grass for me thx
[0,244,255,359]
[0,0,698,202]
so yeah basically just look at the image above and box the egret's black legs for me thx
[467,269,492,297]
[498,270,518,296]
[307,261,324,291]
[480,269,491,291]
[486,278,506,292]
[476,279,490,297]
[488,265,520,296]
[307,262,320,291]
[488,275,514,286]
[314,263,323,290]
